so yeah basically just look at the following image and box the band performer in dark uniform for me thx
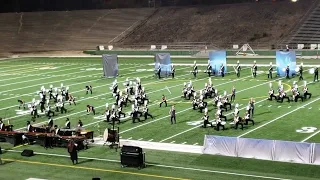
[286,66,290,79]
[169,105,176,124]
[67,140,78,165]
[160,95,167,107]
[268,62,273,79]
[157,65,161,79]
[314,67,319,82]
[171,64,175,79]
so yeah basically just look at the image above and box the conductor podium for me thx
[120,145,145,169]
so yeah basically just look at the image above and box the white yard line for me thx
[2,149,292,180]
[302,130,320,142]
[0,64,82,82]
[238,97,320,138]
[0,64,103,87]
[0,64,146,102]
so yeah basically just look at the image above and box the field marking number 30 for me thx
[296,127,317,133]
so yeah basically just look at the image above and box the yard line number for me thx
[296,127,317,133]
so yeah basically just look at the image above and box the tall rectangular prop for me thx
[209,51,227,75]
[154,53,172,77]
[276,51,296,77]
[102,54,118,78]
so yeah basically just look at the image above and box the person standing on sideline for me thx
[67,140,78,165]
[314,67,319,82]
[169,105,176,124]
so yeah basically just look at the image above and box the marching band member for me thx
[206,60,212,77]
[86,105,95,115]
[299,63,303,81]
[169,105,176,124]
[85,85,93,95]
[230,86,236,102]
[65,118,71,129]
[277,90,290,103]
[18,99,26,110]
[182,82,188,98]
[220,64,225,77]
[252,61,257,78]
[68,94,76,105]
[314,67,319,82]
[143,103,154,120]
[202,108,213,128]
[157,65,161,79]
[26,121,33,132]
[171,64,175,79]
[105,103,111,122]
[131,104,141,123]
[215,114,225,131]
[46,104,55,117]
[49,85,54,99]
[31,104,39,118]
[47,116,53,128]
[192,61,198,78]
[160,95,167,107]
[249,98,255,117]
[268,82,276,101]
[236,60,241,77]
[268,62,273,79]
[233,104,239,117]
[286,65,290,79]
[117,105,126,118]
[78,120,83,127]
[233,115,243,130]
[217,107,227,121]
[244,112,254,125]
[60,101,67,114]
[303,81,312,99]
[0,120,5,131]
[293,90,304,102]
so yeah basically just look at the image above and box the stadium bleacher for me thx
[0,9,154,53]
[288,1,320,46]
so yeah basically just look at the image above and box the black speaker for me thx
[92,178,100,180]
[21,149,34,157]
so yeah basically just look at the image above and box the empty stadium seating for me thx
[121,1,315,49]
[0,9,154,52]
[288,1,320,46]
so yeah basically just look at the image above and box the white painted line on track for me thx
[3,149,293,180]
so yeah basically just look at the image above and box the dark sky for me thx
[0,0,280,13]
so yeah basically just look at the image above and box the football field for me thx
[0,57,320,180]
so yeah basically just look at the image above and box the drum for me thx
[103,128,117,143]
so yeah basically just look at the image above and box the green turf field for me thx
[0,57,320,180]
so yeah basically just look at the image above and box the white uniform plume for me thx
[269,82,272,88]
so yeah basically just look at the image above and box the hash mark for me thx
[170,141,175,143]
[148,139,153,142]
[193,143,199,145]
[268,105,272,107]
[127,137,132,140]
[182,142,187,144]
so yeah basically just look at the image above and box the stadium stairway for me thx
[286,1,320,46]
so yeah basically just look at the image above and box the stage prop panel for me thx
[102,54,119,78]
[276,51,296,77]
[209,51,227,75]
[154,53,172,77]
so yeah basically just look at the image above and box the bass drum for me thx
[103,128,118,143]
